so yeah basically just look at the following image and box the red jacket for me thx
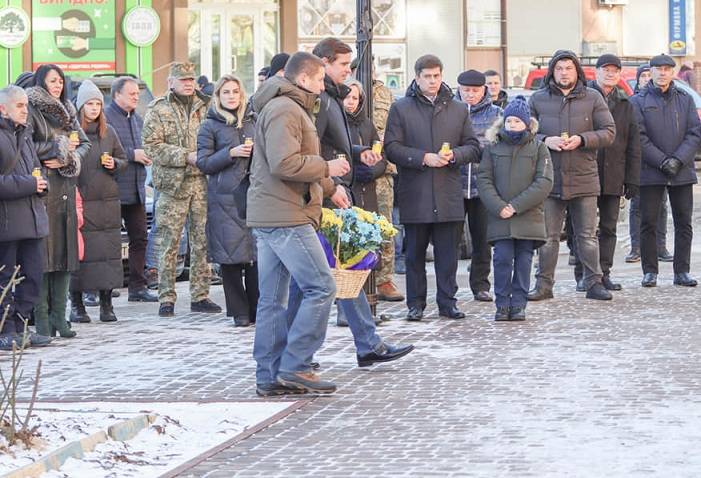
[76,188,84,261]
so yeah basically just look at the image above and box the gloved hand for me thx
[354,164,375,184]
[659,157,683,178]
[624,183,639,200]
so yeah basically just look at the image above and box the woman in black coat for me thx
[27,64,90,338]
[343,79,386,213]
[69,80,126,323]
[196,74,258,327]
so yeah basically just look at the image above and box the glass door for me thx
[189,2,278,94]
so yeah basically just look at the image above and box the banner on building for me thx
[668,0,687,56]
[31,0,116,73]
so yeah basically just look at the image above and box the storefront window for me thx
[299,0,405,39]
[466,0,502,47]
[188,11,201,74]
[298,0,407,90]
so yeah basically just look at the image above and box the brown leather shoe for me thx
[377,282,405,302]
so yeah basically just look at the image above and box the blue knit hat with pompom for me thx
[503,95,530,126]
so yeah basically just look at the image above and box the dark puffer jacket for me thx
[70,122,127,291]
[196,107,257,265]
[105,102,147,205]
[587,81,641,196]
[347,88,387,213]
[477,118,553,247]
[456,88,502,199]
[316,75,366,188]
[26,86,91,272]
[0,118,49,242]
[630,81,701,187]
[528,50,616,200]
[384,81,480,224]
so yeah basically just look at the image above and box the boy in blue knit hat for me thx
[477,96,553,321]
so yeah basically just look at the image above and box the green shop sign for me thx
[31,0,116,74]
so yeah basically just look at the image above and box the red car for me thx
[524,56,647,96]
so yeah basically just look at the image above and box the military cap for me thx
[169,62,197,80]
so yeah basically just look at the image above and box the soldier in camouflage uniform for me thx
[142,62,222,317]
[373,78,404,301]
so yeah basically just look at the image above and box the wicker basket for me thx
[332,268,371,299]
[330,219,371,299]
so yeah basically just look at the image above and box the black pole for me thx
[356,0,373,121]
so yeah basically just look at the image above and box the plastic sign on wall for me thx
[31,0,116,73]
[0,7,31,49]
[122,6,160,48]
[668,0,687,56]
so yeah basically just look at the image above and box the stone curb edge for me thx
[158,399,314,478]
[3,413,157,478]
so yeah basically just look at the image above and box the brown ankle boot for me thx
[377,282,405,302]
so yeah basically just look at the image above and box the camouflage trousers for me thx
[376,174,395,285]
[156,177,210,304]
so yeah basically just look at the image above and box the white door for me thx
[189,2,278,94]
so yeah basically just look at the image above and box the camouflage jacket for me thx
[373,80,396,175]
[142,90,210,197]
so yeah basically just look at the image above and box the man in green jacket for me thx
[142,62,221,317]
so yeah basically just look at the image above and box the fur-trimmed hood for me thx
[485,116,539,144]
[26,86,77,131]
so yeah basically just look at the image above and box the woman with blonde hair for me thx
[196,74,258,327]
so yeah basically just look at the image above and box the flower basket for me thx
[318,207,397,299]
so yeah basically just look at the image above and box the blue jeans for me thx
[252,225,336,385]
[493,239,534,309]
[335,294,383,356]
[536,196,602,290]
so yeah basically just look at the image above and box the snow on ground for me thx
[1,401,293,477]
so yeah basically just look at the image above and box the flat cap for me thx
[650,54,676,68]
[457,69,485,86]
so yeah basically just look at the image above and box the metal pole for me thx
[356,0,373,121]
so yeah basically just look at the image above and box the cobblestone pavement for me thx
[11,195,701,477]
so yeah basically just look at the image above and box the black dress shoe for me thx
[473,291,493,302]
[439,306,465,319]
[357,343,415,367]
[159,302,175,317]
[128,288,159,302]
[658,250,674,262]
[233,316,251,327]
[576,280,586,292]
[585,283,612,300]
[494,307,510,321]
[674,272,698,287]
[310,361,321,370]
[602,275,622,291]
[641,273,657,288]
[406,307,423,321]
[527,287,553,301]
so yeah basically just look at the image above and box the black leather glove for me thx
[659,157,683,178]
[354,164,375,184]
[624,183,639,200]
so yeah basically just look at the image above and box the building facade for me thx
[0,0,699,94]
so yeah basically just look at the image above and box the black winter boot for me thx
[70,291,91,323]
[99,290,118,322]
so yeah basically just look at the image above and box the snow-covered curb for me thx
[3,414,156,478]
